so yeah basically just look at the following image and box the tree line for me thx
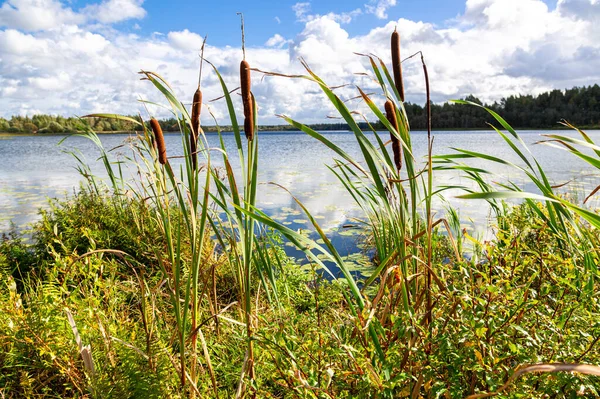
[402,85,600,130]
[1,84,599,134]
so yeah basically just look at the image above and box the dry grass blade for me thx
[422,53,431,140]
[65,309,95,375]
[584,184,600,204]
[250,67,310,80]
[466,363,600,399]
[209,87,240,102]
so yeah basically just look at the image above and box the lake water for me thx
[2,130,599,276]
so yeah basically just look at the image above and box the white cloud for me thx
[326,8,362,24]
[292,2,311,20]
[83,0,146,24]
[0,0,83,31]
[557,0,600,19]
[292,2,361,24]
[274,16,281,24]
[168,29,204,51]
[365,0,397,19]
[0,0,146,31]
[0,0,599,126]
[265,33,287,48]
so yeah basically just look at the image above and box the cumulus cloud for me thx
[168,29,204,50]
[265,34,288,48]
[0,0,146,31]
[0,0,83,31]
[0,0,599,125]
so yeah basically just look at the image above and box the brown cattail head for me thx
[150,118,167,165]
[240,59,254,140]
[391,29,405,102]
[384,100,403,171]
[190,88,202,170]
[191,88,202,140]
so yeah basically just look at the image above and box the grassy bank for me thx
[2,26,600,398]
[2,191,600,397]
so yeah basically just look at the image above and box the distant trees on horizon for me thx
[1,84,599,134]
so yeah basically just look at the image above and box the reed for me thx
[53,23,600,399]
[384,99,402,171]
[190,89,202,170]
[240,60,253,140]
[238,14,254,141]
[150,118,166,165]
[391,28,405,102]
[190,36,207,171]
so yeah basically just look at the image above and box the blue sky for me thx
[0,0,598,123]
[135,0,469,46]
[79,0,557,46]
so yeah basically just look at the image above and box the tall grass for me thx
[73,66,220,396]
[240,37,471,396]
[39,22,600,398]
[434,101,600,294]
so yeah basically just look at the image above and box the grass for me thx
[2,26,600,398]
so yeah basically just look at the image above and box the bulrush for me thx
[391,28,405,102]
[384,100,402,171]
[240,59,253,140]
[190,36,207,171]
[190,87,202,170]
[150,118,167,165]
[238,13,254,141]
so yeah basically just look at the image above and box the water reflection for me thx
[1,130,599,274]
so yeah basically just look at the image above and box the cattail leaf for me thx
[356,87,413,160]
[205,59,245,175]
[82,114,142,126]
[457,191,557,202]
[376,55,403,104]
[279,115,368,176]
[140,71,191,125]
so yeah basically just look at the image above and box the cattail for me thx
[391,28,405,102]
[240,60,254,140]
[190,35,207,170]
[385,100,402,171]
[238,13,254,141]
[150,118,166,165]
[190,87,202,170]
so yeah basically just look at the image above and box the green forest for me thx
[1,84,599,134]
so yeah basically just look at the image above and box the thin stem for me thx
[198,35,208,88]
[402,50,422,64]
[237,12,246,60]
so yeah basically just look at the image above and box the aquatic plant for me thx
[3,17,600,399]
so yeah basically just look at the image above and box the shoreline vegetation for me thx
[1,85,600,135]
[2,20,600,399]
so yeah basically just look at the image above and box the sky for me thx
[0,0,599,124]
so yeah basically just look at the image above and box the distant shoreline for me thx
[2,125,599,137]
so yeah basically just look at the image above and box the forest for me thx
[1,84,599,134]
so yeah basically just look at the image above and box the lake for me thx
[2,130,599,275]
